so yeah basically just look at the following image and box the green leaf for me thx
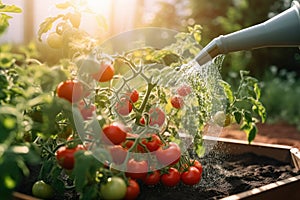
[233,111,242,124]
[193,31,202,43]
[219,80,234,103]
[0,13,11,35]
[0,4,22,13]
[243,110,252,123]
[37,15,63,41]
[253,83,261,99]
[56,2,72,9]
[73,150,99,192]
[247,125,257,144]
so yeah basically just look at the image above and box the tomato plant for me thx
[160,168,181,187]
[0,1,267,199]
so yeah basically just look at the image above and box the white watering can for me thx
[195,1,300,65]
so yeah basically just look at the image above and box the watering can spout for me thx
[196,0,300,65]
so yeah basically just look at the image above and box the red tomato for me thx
[115,97,133,116]
[56,80,84,103]
[181,166,201,185]
[177,84,191,96]
[126,159,148,180]
[143,170,161,185]
[78,101,96,120]
[142,134,162,152]
[124,179,140,200]
[170,95,184,109]
[55,144,85,170]
[192,159,203,176]
[156,142,181,166]
[129,89,139,103]
[149,107,165,127]
[123,140,145,153]
[160,167,180,187]
[92,62,114,82]
[109,145,128,165]
[102,122,127,145]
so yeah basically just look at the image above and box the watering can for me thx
[195,1,300,65]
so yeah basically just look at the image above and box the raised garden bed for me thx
[13,137,300,200]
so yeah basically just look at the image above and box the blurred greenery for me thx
[260,66,300,129]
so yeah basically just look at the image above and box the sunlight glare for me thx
[86,0,111,16]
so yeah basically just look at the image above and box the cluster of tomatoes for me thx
[51,57,203,200]
[45,12,81,49]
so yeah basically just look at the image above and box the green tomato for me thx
[32,180,54,199]
[46,32,63,49]
[100,177,127,200]
[213,111,232,127]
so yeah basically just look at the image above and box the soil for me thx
[138,152,299,200]
[220,122,300,149]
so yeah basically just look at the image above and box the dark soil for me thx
[137,152,300,200]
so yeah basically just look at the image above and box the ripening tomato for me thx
[56,80,84,103]
[47,32,63,49]
[170,95,184,109]
[142,134,162,152]
[181,166,201,185]
[148,107,165,127]
[100,177,127,200]
[102,122,127,145]
[156,142,181,166]
[143,170,161,185]
[160,167,181,187]
[213,111,232,127]
[55,144,85,170]
[92,62,114,82]
[115,97,133,116]
[191,159,203,176]
[177,84,191,96]
[126,159,148,180]
[123,139,145,153]
[124,179,140,200]
[32,180,54,199]
[78,101,96,120]
[129,89,139,103]
[109,145,128,165]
